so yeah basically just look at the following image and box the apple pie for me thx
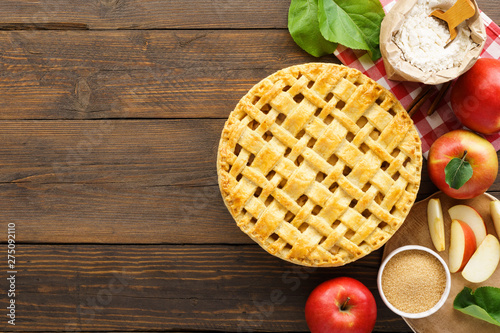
[217,63,422,266]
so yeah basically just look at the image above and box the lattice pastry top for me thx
[217,63,422,267]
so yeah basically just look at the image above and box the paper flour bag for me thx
[380,0,486,85]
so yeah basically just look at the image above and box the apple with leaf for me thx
[428,129,498,199]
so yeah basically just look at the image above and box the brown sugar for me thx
[381,249,447,313]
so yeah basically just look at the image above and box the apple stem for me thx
[462,150,468,160]
[341,297,350,311]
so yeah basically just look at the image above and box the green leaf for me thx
[454,287,500,326]
[445,151,473,190]
[288,0,337,57]
[317,0,385,60]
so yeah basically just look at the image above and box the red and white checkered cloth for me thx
[334,0,500,157]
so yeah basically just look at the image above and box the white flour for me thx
[393,0,475,72]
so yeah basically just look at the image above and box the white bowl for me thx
[377,245,451,319]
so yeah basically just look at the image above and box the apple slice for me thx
[449,219,477,273]
[490,201,500,238]
[462,235,500,283]
[427,198,445,251]
[448,205,487,249]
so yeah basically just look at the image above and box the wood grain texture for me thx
[0,0,289,30]
[0,0,497,30]
[0,30,329,119]
[0,119,243,244]
[0,2,497,332]
[1,119,498,244]
[470,0,499,21]
[0,244,411,332]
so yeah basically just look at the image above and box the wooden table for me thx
[0,1,498,332]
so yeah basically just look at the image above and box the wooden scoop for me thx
[430,0,475,44]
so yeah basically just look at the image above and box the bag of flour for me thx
[380,0,486,85]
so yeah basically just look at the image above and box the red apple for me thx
[449,219,477,273]
[428,129,498,199]
[451,58,500,135]
[448,204,487,248]
[305,277,377,333]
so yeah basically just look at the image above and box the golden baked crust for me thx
[217,63,422,267]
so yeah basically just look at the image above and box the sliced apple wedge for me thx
[462,235,500,283]
[490,200,500,237]
[449,219,477,273]
[448,205,487,249]
[427,198,445,251]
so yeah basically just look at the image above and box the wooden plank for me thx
[0,244,411,332]
[3,26,500,121]
[471,0,499,20]
[0,0,289,30]
[0,30,326,120]
[0,119,499,244]
[0,119,246,244]
[0,0,497,30]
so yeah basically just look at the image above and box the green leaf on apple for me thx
[454,286,500,327]
[445,151,473,190]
